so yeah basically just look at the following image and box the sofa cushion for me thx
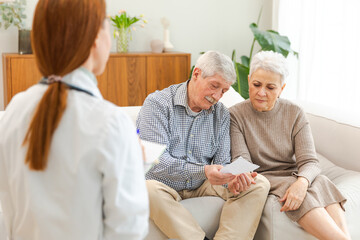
[254,195,317,240]
[318,153,360,239]
[219,87,244,108]
[254,152,360,240]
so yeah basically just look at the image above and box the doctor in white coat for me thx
[0,0,149,239]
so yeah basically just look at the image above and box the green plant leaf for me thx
[231,49,236,62]
[4,21,10,29]
[110,11,146,37]
[0,1,26,29]
[250,23,294,57]
[240,56,250,68]
[232,62,249,99]
[189,65,195,80]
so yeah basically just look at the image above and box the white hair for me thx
[249,51,289,85]
[195,51,236,84]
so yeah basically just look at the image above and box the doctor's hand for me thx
[205,165,235,185]
[228,172,257,195]
[279,176,308,212]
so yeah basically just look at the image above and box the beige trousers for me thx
[146,174,270,240]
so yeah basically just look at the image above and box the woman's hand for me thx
[228,172,257,195]
[279,177,309,212]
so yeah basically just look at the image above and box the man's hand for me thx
[205,165,235,185]
[279,177,308,212]
[228,172,257,195]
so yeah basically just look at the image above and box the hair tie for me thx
[46,75,63,84]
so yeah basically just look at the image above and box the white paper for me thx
[220,157,259,175]
[140,139,166,172]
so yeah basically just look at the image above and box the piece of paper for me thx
[141,139,166,172]
[220,157,259,175]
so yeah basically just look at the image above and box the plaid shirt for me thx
[136,81,231,191]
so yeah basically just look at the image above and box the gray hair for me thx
[249,51,289,85]
[195,51,236,84]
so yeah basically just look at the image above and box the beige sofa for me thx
[1,90,359,240]
[121,89,360,240]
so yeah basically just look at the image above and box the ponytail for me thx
[23,82,68,170]
[26,0,106,170]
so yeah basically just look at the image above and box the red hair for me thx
[23,0,106,170]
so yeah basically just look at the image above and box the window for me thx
[277,0,360,112]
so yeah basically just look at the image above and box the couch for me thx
[1,89,360,240]
[121,88,360,240]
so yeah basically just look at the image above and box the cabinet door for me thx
[9,58,42,104]
[146,55,190,96]
[107,56,146,106]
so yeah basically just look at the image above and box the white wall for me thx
[0,0,272,110]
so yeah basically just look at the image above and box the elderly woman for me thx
[230,51,349,240]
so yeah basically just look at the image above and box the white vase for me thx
[163,29,173,52]
[150,39,164,53]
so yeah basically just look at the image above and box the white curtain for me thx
[277,0,360,112]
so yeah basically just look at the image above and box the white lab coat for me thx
[0,68,149,240]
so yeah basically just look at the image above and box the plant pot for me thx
[18,29,32,55]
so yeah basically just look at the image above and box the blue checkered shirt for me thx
[136,81,231,191]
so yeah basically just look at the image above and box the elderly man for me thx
[136,51,270,240]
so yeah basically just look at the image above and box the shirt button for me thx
[190,134,194,137]
[188,150,192,154]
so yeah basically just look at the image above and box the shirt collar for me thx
[174,80,215,114]
[61,67,103,99]
[174,80,189,107]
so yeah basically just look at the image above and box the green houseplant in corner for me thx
[0,0,31,54]
[0,0,26,30]
[232,23,298,99]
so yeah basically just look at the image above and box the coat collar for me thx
[61,67,103,99]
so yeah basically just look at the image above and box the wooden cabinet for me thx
[106,55,147,106]
[2,52,191,107]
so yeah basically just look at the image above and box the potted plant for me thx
[110,10,147,53]
[0,0,30,54]
[232,23,298,99]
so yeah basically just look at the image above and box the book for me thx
[140,139,166,173]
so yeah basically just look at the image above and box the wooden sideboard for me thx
[2,52,191,107]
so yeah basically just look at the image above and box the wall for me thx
[0,0,273,110]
